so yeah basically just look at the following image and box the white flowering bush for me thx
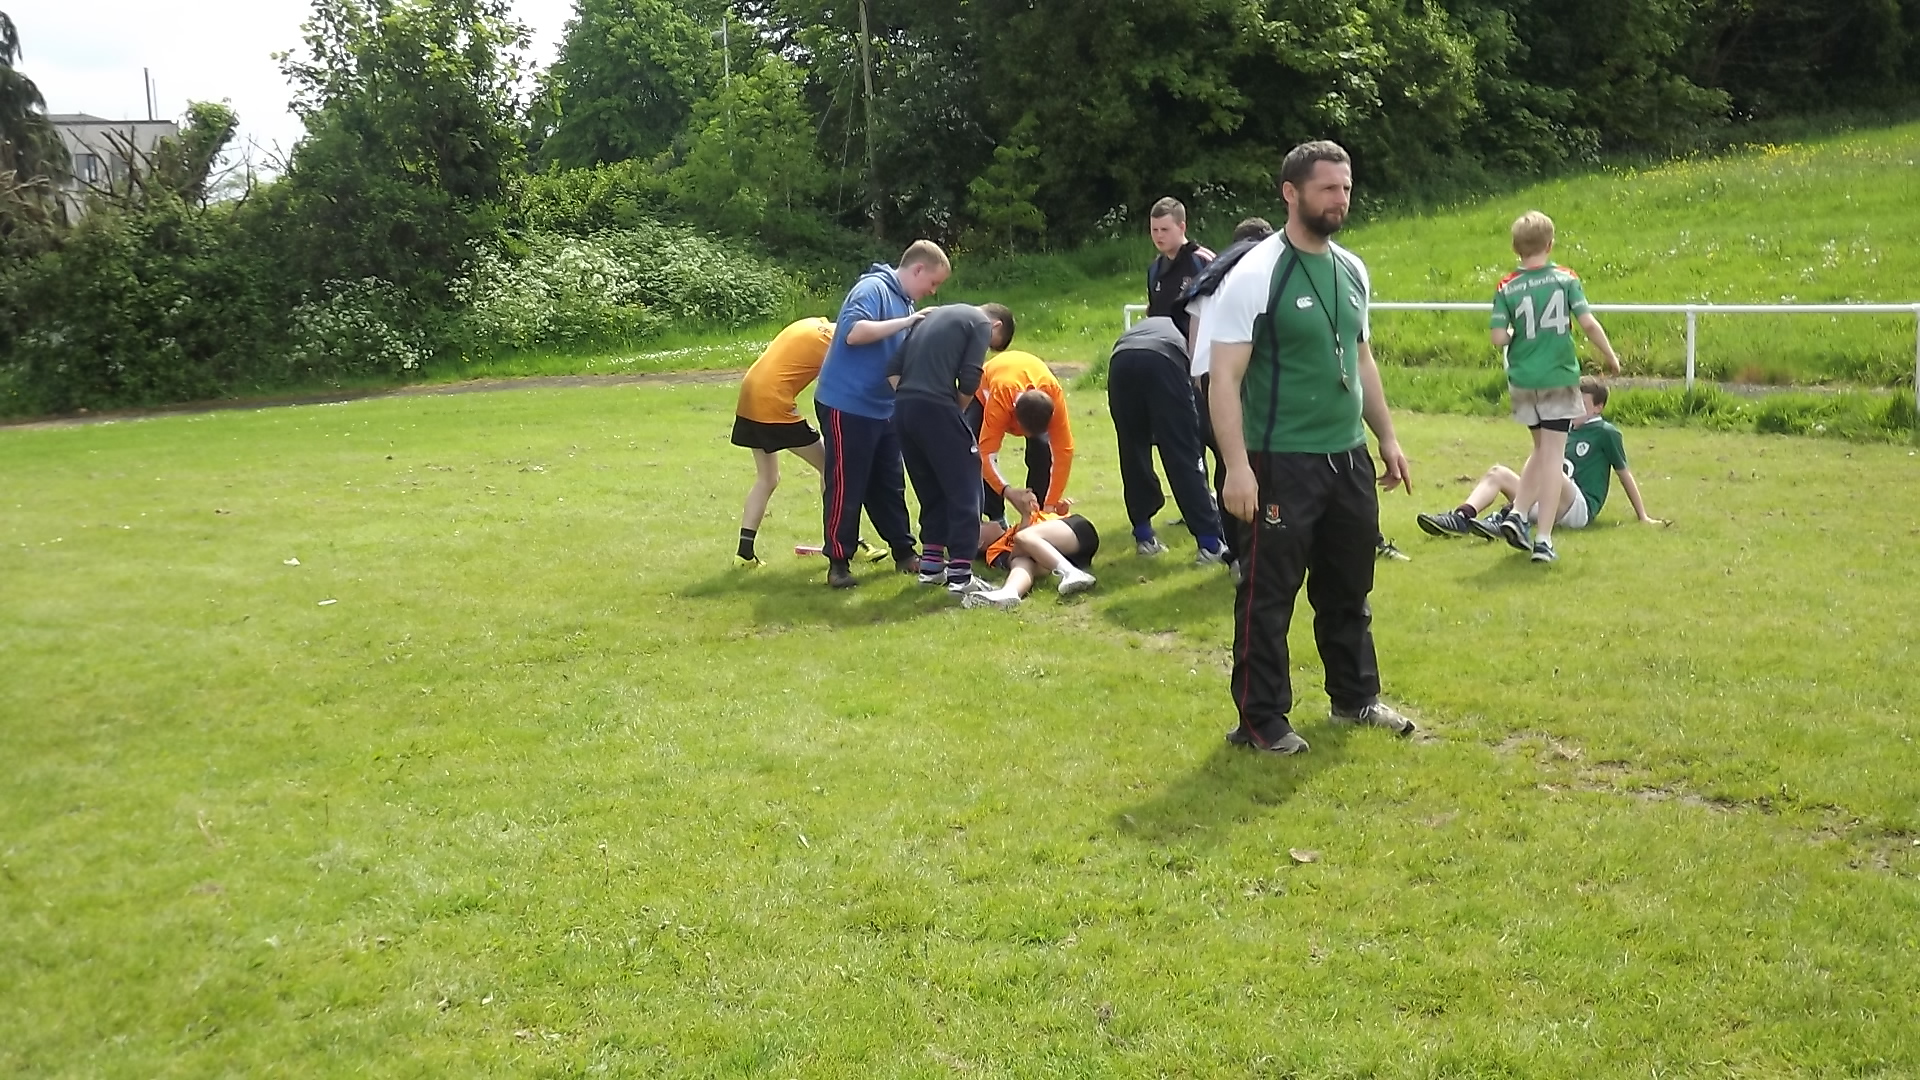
[454,233,666,351]
[286,278,428,377]
[451,224,804,355]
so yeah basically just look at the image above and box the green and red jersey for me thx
[1490,264,1590,389]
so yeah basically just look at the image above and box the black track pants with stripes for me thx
[1230,447,1383,728]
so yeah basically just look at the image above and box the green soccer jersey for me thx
[1233,241,1370,454]
[1564,417,1628,516]
[1490,264,1590,389]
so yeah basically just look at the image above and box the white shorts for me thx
[1510,385,1584,426]
[1555,475,1591,529]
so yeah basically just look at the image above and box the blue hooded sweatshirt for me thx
[815,263,916,420]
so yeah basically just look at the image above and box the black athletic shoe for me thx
[1497,510,1532,553]
[828,563,859,589]
[1417,510,1474,538]
[1466,512,1505,541]
[894,556,919,575]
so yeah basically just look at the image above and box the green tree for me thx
[259,0,529,301]
[1,10,70,252]
[669,53,829,242]
[965,114,1045,253]
[536,0,722,169]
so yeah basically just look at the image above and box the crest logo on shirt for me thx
[1575,443,1590,457]
[1263,504,1284,527]
[1349,294,1362,308]
[1295,297,1315,309]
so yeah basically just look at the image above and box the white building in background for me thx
[47,114,180,216]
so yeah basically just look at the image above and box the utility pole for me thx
[857,0,882,241]
[716,15,733,161]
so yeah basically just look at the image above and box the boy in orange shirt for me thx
[732,317,882,566]
[966,349,1075,524]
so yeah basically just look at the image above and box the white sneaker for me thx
[1195,546,1228,567]
[1056,567,1097,596]
[962,587,1021,610]
[945,575,993,596]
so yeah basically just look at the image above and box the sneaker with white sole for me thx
[1135,536,1169,557]
[1227,719,1310,754]
[917,568,946,585]
[1466,511,1505,542]
[1056,567,1097,596]
[1376,536,1411,561]
[1195,546,1229,567]
[1416,510,1474,538]
[1496,510,1532,553]
[946,575,994,596]
[962,587,1022,610]
[1530,537,1559,564]
[1329,702,1418,737]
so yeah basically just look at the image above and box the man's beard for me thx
[1302,208,1346,238]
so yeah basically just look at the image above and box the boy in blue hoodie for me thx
[816,240,952,588]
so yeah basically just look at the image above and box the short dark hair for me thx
[1231,217,1274,244]
[1279,140,1352,190]
[1149,197,1187,224]
[1012,388,1054,436]
[979,302,1015,349]
[1580,377,1609,407]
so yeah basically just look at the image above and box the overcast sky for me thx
[8,0,576,166]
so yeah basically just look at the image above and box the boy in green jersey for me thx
[1415,379,1664,540]
[1487,211,1623,563]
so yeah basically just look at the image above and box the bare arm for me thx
[1578,313,1622,374]
[1616,468,1662,523]
[1490,327,1513,347]
[847,310,925,345]
[1209,342,1257,522]
[1356,342,1410,492]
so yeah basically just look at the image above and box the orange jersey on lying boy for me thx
[736,318,836,424]
[984,510,1063,566]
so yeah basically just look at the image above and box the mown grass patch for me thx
[4,382,1917,1077]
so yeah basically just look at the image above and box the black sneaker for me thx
[1466,512,1504,541]
[1227,719,1310,754]
[1496,510,1532,553]
[1530,537,1559,564]
[1376,537,1411,562]
[1416,510,1474,538]
[827,562,859,589]
[1329,702,1417,737]
[894,555,919,575]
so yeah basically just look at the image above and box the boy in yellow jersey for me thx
[960,506,1100,609]
[966,349,1075,524]
[1487,211,1622,563]
[731,317,886,566]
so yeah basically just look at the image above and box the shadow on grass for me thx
[680,561,960,628]
[1112,724,1356,847]
[1098,570,1231,637]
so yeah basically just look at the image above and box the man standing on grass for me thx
[1208,140,1417,755]
[889,303,1013,595]
[1146,197,1213,334]
[1106,316,1230,564]
[816,241,950,589]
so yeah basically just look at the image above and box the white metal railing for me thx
[1121,301,1920,409]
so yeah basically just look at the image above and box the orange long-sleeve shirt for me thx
[974,350,1074,506]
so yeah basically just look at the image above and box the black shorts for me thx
[990,514,1100,571]
[731,416,819,452]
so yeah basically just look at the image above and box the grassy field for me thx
[4,381,1918,1078]
[438,121,1920,396]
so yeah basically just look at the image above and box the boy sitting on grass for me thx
[1486,210,1622,564]
[1416,378,1664,541]
[960,507,1100,609]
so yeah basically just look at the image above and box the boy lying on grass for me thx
[961,506,1101,609]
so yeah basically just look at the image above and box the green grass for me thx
[5,382,1919,1077]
